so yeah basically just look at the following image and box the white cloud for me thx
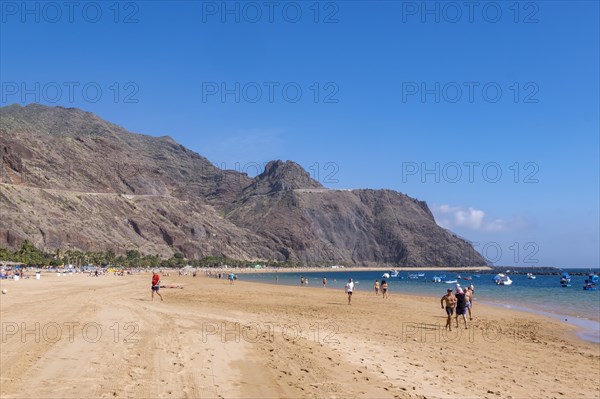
[433,205,509,232]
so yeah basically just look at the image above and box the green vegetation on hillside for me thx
[0,241,334,269]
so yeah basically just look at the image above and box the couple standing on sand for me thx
[440,285,473,330]
[345,278,390,305]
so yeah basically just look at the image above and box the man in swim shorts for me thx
[441,288,456,331]
[151,272,163,301]
[465,286,473,320]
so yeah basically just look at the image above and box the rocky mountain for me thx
[0,104,486,266]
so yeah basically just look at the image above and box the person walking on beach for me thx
[345,278,354,305]
[374,280,380,295]
[381,280,389,299]
[323,277,327,288]
[455,287,468,329]
[465,286,473,320]
[441,288,456,331]
[151,272,163,301]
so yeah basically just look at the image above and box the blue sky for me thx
[1,1,598,268]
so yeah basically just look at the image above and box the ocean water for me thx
[240,269,600,337]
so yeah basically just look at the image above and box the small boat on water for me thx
[444,279,458,284]
[463,276,472,281]
[493,274,512,286]
[432,276,442,283]
[390,270,399,278]
[527,273,536,280]
[456,275,462,280]
[382,273,390,279]
[560,272,571,287]
[408,274,419,279]
[416,273,425,277]
[583,274,598,291]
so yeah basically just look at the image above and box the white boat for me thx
[494,273,512,286]
[560,272,571,287]
[390,270,399,278]
[382,273,390,279]
[444,280,458,284]
[527,273,536,279]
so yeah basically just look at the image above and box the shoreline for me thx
[236,271,600,344]
[481,301,600,344]
[210,265,492,274]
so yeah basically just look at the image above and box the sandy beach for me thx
[1,273,598,399]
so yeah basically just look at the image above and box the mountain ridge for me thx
[0,104,486,266]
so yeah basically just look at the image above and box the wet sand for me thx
[1,273,598,398]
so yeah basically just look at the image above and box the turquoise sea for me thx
[240,268,600,343]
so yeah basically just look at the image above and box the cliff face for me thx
[0,104,486,266]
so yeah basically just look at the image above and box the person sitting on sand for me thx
[345,278,354,305]
[151,272,163,301]
[381,280,388,299]
[465,286,473,321]
[441,288,456,331]
[374,280,380,295]
[455,287,468,329]
[160,284,184,289]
